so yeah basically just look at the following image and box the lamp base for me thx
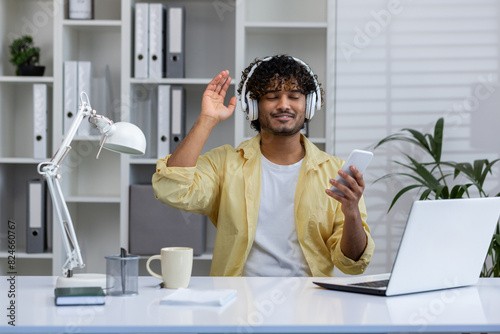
[56,273,107,289]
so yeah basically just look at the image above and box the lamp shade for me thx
[103,122,147,155]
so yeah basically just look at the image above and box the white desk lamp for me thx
[38,92,146,288]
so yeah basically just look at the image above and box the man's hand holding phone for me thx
[329,149,373,197]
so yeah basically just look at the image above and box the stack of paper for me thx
[160,289,237,307]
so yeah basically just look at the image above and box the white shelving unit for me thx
[0,0,56,276]
[0,0,335,277]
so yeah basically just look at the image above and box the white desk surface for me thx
[2,276,500,333]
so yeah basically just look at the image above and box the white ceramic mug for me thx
[146,247,193,289]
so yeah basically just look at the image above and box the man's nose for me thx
[276,95,291,111]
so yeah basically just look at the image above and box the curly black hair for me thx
[237,55,324,132]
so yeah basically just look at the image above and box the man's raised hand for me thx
[201,70,237,123]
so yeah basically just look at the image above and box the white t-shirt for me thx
[243,154,312,277]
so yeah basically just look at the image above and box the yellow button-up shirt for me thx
[152,134,374,277]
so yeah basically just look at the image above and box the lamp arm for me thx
[42,169,84,275]
[37,92,98,277]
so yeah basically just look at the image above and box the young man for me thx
[152,55,374,277]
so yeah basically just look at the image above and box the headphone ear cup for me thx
[246,92,258,121]
[305,93,315,119]
[251,100,259,121]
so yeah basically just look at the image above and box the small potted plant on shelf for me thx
[375,117,500,277]
[9,35,45,76]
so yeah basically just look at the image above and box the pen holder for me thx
[105,254,139,296]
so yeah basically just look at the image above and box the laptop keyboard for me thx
[349,279,389,288]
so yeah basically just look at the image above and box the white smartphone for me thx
[330,149,374,196]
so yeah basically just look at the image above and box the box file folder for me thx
[27,179,46,253]
[63,61,78,135]
[33,84,47,159]
[129,184,206,256]
[134,3,149,78]
[149,3,166,79]
[166,6,185,78]
[170,86,185,153]
[157,85,171,158]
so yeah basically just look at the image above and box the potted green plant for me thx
[9,35,45,76]
[375,117,500,277]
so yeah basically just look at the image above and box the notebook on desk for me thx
[314,197,500,296]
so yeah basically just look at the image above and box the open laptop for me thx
[314,197,500,296]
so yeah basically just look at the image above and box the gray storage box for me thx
[129,184,206,256]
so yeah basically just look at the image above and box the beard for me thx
[259,111,306,136]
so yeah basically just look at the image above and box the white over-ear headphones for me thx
[240,56,321,121]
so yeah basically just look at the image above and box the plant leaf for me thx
[401,128,431,153]
[435,185,449,199]
[406,156,441,189]
[387,184,423,212]
[449,184,470,199]
[480,158,500,187]
[474,159,486,186]
[375,134,428,152]
[420,188,433,200]
[432,118,444,162]
[494,234,500,246]
[426,133,436,160]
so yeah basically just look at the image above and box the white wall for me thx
[335,0,500,274]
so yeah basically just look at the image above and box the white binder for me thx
[27,179,46,253]
[77,61,96,136]
[68,0,93,19]
[33,84,47,159]
[63,61,78,135]
[170,86,185,152]
[166,6,185,78]
[157,85,171,158]
[134,3,149,78]
[149,3,166,79]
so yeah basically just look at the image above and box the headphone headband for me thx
[240,56,321,121]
